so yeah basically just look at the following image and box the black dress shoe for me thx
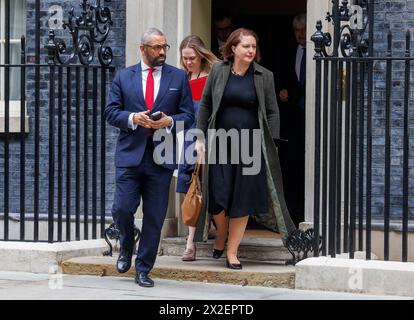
[226,259,243,270]
[135,272,154,288]
[212,248,224,259]
[116,249,133,274]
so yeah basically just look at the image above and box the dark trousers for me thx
[279,105,306,227]
[112,142,173,273]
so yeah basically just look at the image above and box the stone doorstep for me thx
[0,240,108,274]
[295,257,414,298]
[160,237,292,262]
[60,255,296,289]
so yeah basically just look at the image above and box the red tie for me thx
[145,67,155,111]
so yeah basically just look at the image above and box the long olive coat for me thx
[194,60,296,245]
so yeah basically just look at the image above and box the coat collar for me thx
[131,63,145,108]
[153,65,173,112]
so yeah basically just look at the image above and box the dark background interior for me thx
[212,0,307,76]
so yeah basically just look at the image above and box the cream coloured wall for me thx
[125,0,190,68]
[305,0,333,223]
[126,0,163,67]
[190,0,212,50]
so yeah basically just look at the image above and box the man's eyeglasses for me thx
[144,44,171,52]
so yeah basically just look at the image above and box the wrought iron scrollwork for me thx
[312,0,371,58]
[46,0,113,66]
[103,223,141,257]
[286,228,322,266]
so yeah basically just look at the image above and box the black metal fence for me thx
[311,0,413,262]
[0,0,115,243]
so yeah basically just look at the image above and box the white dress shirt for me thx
[128,61,173,132]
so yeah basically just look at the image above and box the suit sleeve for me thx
[170,71,195,134]
[104,71,132,131]
[265,71,281,140]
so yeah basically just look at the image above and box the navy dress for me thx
[209,65,268,218]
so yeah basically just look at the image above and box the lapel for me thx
[152,65,174,112]
[253,62,266,116]
[132,63,146,109]
[212,61,231,118]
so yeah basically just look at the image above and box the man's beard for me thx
[150,55,166,67]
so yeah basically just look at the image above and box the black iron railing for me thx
[311,0,413,263]
[0,0,115,243]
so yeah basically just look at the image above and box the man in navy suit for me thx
[104,28,194,287]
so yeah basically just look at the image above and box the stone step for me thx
[60,255,295,289]
[160,237,292,262]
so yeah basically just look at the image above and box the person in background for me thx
[177,35,218,262]
[195,28,296,270]
[276,13,307,228]
[211,14,234,59]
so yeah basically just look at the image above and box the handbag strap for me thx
[191,161,204,193]
[189,162,200,185]
[193,161,200,177]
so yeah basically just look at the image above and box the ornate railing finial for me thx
[45,30,58,65]
[311,21,325,58]
[316,0,372,58]
[46,0,113,66]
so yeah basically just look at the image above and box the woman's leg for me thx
[213,211,229,250]
[186,226,196,250]
[182,226,197,261]
[227,216,249,264]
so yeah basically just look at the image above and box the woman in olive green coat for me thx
[194,28,296,269]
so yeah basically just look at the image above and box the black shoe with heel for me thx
[212,248,224,259]
[226,259,242,270]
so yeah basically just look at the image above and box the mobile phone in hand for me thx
[151,111,162,121]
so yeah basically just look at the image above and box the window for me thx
[0,0,27,133]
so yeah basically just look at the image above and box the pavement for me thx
[0,271,410,301]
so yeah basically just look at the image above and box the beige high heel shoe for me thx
[182,245,196,262]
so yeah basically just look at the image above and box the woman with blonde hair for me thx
[177,35,218,261]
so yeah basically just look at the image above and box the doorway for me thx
[211,0,307,230]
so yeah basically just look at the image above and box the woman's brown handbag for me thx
[181,162,203,227]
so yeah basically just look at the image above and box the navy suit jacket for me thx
[104,63,194,170]
[276,45,306,109]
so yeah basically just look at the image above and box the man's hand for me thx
[151,112,173,130]
[133,111,153,129]
[279,89,289,103]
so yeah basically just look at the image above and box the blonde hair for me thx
[179,35,218,74]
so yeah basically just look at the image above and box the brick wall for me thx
[368,0,414,219]
[0,0,126,218]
